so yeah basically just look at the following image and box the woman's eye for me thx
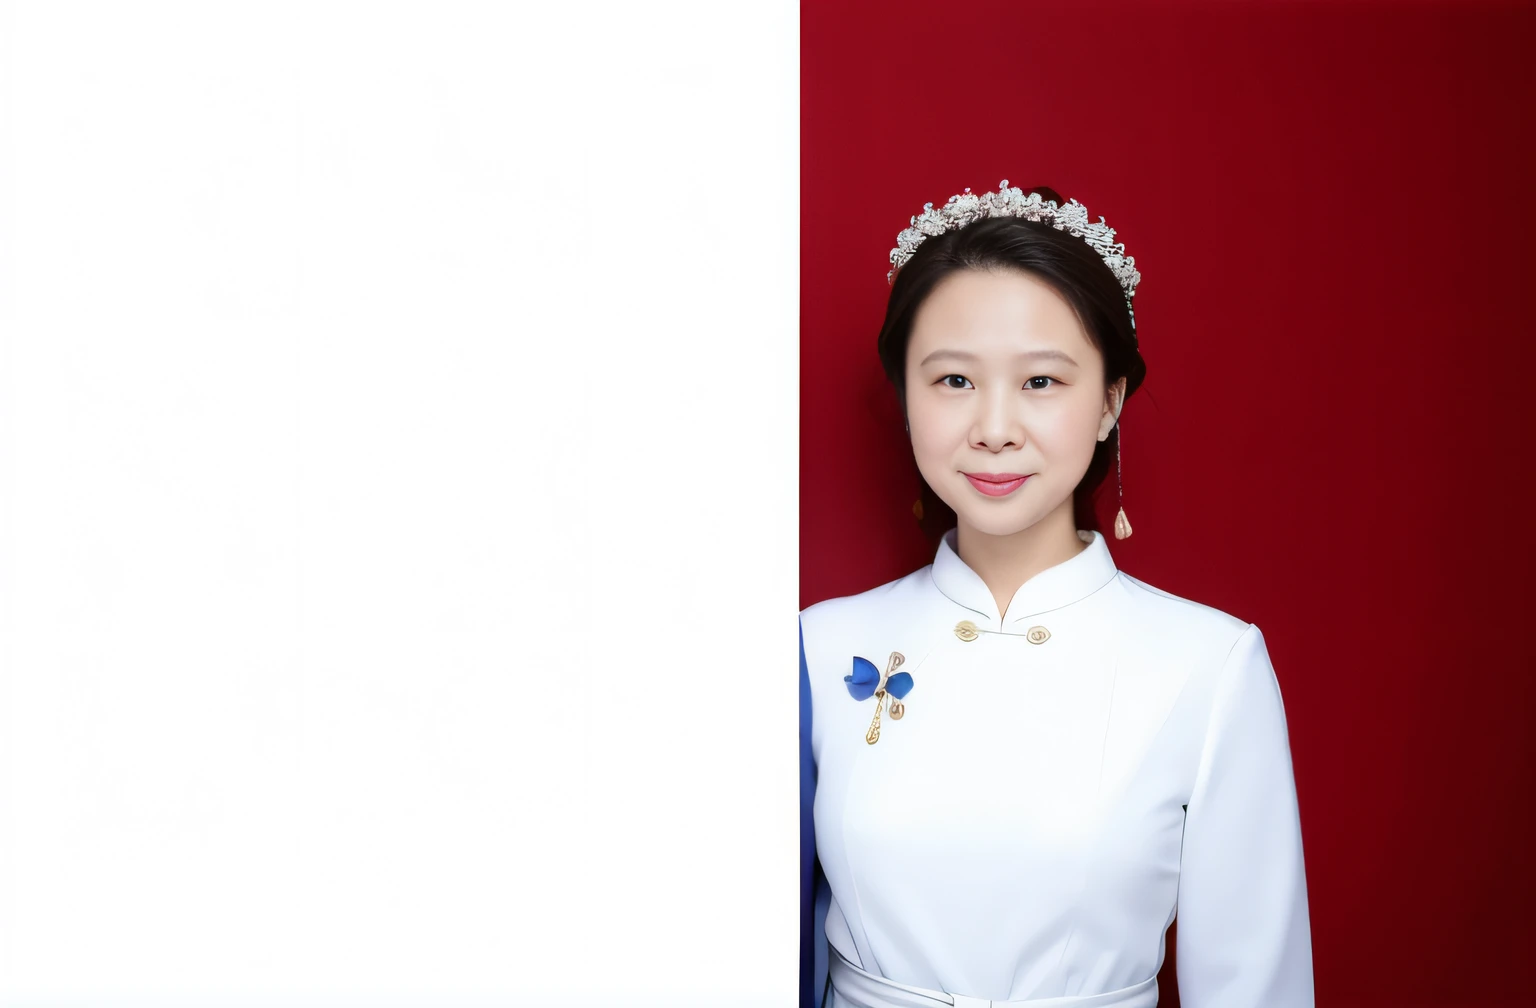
[937,374,1057,390]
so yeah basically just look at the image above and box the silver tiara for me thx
[887,180,1142,312]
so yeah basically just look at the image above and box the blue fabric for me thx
[800,618,829,1007]
[846,656,915,703]
[845,655,881,700]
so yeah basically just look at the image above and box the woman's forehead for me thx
[909,270,1094,360]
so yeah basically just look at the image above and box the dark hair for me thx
[875,185,1148,540]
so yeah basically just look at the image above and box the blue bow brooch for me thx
[846,652,913,745]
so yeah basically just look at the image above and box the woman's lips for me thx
[963,472,1032,497]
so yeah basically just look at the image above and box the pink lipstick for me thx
[963,472,1032,497]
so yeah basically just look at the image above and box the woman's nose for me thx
[972,392,1022,449]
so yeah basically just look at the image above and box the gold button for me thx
[955,620,979,642]
[1026,625,1050,645]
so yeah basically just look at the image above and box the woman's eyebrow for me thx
[918,348,1080,367]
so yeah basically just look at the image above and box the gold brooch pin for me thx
[865,651,908,745]
[847,651,915,745]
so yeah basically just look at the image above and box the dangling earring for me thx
[1114,420,1133,540]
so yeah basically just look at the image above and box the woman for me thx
[799,182,1313,1008]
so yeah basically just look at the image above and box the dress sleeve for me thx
[1175,623,1314,1007]
[799,616,825,1008]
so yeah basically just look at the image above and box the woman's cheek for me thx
[912,421,953,468]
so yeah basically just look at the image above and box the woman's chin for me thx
[953,508,1038,538]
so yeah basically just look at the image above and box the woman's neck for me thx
[954,506,1089,622]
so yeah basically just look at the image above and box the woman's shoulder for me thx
[1105,568,1256,662]
[799,561,934,640]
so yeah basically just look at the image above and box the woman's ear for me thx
[1098,377,1127,442]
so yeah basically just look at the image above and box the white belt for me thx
[828,943,1159,1008]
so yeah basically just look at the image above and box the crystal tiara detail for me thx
[886,180,1142,318]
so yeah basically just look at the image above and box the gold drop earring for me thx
[1114,419,1132,540]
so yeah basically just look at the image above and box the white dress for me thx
[799,528,1313,1008]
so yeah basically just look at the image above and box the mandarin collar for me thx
[930,526,1118,627]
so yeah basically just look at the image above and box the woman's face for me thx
[904,268,1125,539]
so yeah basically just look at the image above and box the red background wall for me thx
[801,2,1535,1005]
